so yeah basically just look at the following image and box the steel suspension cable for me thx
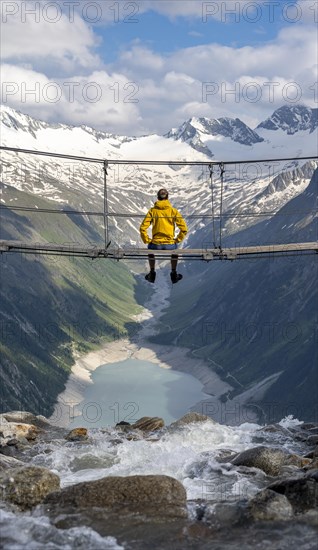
[219,162,225,250]
[103,161,110,249]
[209,164,217,248]
[1,145,317,166]
[1,204,317,219]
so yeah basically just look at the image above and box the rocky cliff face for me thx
[167,116,264,147]
[257,105,318,135]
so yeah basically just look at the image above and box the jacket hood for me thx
[153,199,172,210]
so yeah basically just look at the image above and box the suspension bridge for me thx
[0,145,317,262]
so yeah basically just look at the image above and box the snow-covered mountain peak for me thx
[166,115,264,149]
[1,103,317,248]
[256,105,318,135]
[0,104,68,138]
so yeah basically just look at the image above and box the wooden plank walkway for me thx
[0,240,317,261]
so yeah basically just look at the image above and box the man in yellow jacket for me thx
[140,188,188,284]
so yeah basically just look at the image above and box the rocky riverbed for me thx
[0,410,318,549]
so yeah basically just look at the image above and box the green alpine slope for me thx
[0,184,144,415]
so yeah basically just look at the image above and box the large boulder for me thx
[230,446,305,476]
[131,417,165,431]
[0,466,60,509]
[249,489,293,521]
[45,475,187,518]
[268,470,318,513]
[0,421,41,442]
[65,428,88,442]
[0,411,50,428]
[169,412,212,429]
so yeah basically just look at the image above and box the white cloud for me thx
[158,26,318,82]
[107,25,317,132]
[0,2,101,72]
[141,0,317,27]
[1,2,317,136]
[0,64,142,134]
[119,45,164,72]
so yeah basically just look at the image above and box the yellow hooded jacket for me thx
[140,199,188,245]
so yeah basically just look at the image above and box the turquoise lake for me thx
[69,359,209,428]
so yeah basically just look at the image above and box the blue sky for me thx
[1,1,317,134]
[96,4,296,62]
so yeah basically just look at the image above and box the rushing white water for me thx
[1,415,316,550]
[26,416,302,500]
[0,509,124,550]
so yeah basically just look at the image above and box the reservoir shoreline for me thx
[50,271,232,427]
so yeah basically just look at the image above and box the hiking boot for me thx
[170,271,183,284]
[145,271,156,283]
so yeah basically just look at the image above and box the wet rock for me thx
[0,466,60,510]
[145,435,161,443]
[0,454,25,471]
[115,423,132,434]
[44,474,187,518]
[304,447,318,459]
[303,459,318,471]
[215,450,239,464]
[65,428,88,442]
[125,430,144,441]
[298,510,318,525]
[257,424,290,436]
[69,454,115,473]
[230,446,304,476]
[6,438,19,446]
[249,489,293,521]
[268,470,318,513]
[0,415,9,426]
[293,433,309,443]
[203,501,250,528]
[1,411,51,429]
[187,499,206,521]
[114,423,144,440]
[300,423,318,431]
[307,435,318,446]
[169,412,212,429]
[1,411,37,424]
[280,464,309,477]
[0,421,41,442]
[108,438,124,446]
[0,442,20,458]
[132,417,165,431]
[214,448,237,462]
